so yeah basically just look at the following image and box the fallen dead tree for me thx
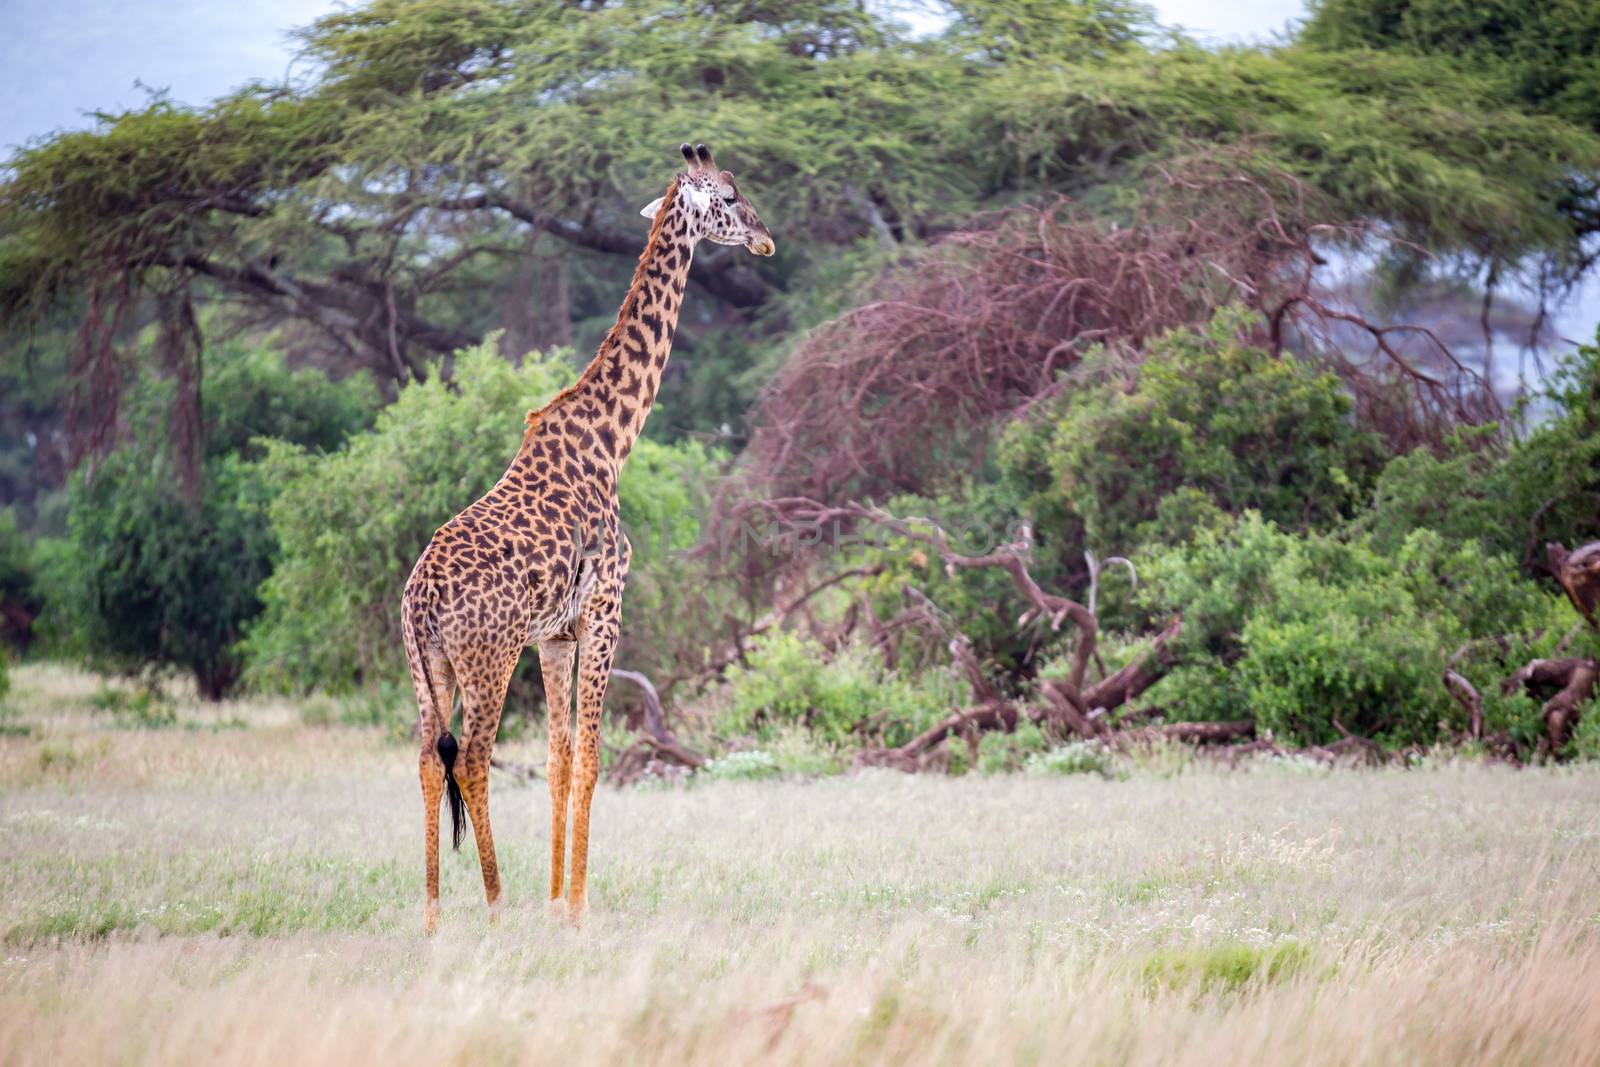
[1502,657,1598,754]
[488,667,708,786]
[739,498,1236,769]
[607,667,707,783]
[603,528,1597,778]
[1438,540,1600,759]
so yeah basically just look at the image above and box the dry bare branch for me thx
[745,149,1498,503]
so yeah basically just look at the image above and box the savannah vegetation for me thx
[2,665,1599,1065]
[2,0,1600,1060]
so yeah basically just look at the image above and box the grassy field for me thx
[2,665,1599,1066]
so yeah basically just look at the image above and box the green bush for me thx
[0,509,40,666]
[716,631,961,749]
[49,451,276,698]
[43,339,373,698]
[976,720,1050,774]
[245,337,724,694]
[1361,332,1600,564]
[605,430,728,681]
[1139,513,1577,748]
[1574,710,1600,763]
[1000,309,1384,557]
[827,306,1381,676]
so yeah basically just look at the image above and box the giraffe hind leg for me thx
[458,654,516,915]
[407,635,456,934]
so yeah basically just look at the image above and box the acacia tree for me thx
[2,0,1597,496]
[0,0,976,485]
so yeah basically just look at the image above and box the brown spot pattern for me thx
[401,154,772,927]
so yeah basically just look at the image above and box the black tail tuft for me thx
[437,732,465,851]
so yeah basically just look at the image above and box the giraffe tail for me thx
[436,731,465,850]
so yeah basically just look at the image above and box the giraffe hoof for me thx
[423,900,441,936]
[566,898,588,929]
[487,894,505,924]
[544,897,567,923]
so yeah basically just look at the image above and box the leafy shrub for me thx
[42,338,374,698]
[0,508,41,662]
[1025,740,1116,777]
[605,432,728,681]
[700,749,780,782]
[1360,332,1600,564]
[1000,309,1384,556]
[245,338,723,694]
[715,631,961,749]
[1574,711,1600,763]
[1359,426,1512,556]
[976,720,1050,774]
[49,451,276,698]
[1140,513,1576,747]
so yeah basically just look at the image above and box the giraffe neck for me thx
[523,178,696,473]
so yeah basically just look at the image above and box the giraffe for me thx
[401,143,774,932]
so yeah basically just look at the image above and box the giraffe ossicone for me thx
[401,143,773,932]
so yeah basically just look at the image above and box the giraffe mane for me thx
[523,175,683,435]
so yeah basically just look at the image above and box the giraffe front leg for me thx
[567,615,619,926]
[540,639,576,916]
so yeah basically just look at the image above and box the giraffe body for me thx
[402,144,772,930]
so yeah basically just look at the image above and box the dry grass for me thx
[2,665,1599,1065]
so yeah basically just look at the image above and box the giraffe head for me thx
[640,143,775,257]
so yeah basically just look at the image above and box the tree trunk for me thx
[1548,542,1600,629]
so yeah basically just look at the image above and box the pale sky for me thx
[0,1,1310,151]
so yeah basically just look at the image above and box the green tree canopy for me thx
[1303,0,1600,132]
[42,334,377,697]
[5,0,1597,484]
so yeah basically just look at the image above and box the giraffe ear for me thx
[681,184,713,212]
[639,197,665,219]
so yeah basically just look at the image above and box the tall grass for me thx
[1,666,1598,1065]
